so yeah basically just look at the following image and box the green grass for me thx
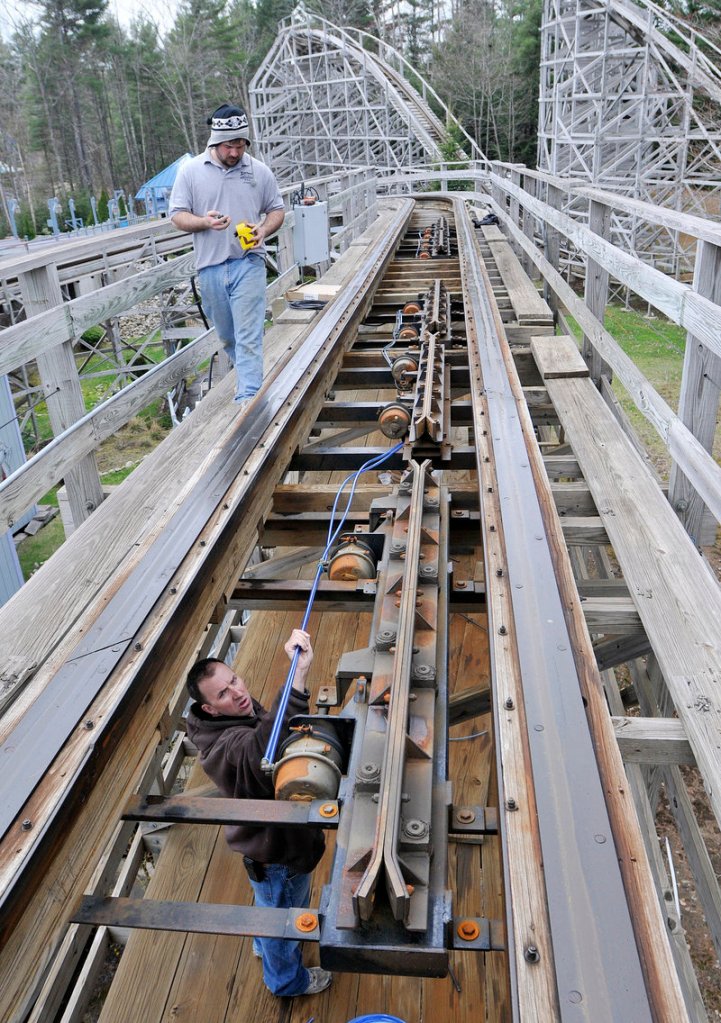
[17,516,66,580]
[16,469,152,581]
[564,304,688,476]
[603,305,686,402]
[100,466,137,486]
[21,338,169,451]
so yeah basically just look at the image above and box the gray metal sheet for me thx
[457,206,654,1022]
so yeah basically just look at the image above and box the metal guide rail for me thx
[319,459,451,974]
[1,196,678,1020]
[455,199,655,1021]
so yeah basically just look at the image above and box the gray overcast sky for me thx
[0,0,179,40]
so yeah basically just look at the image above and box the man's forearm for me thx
[292,662,310,693]
[259,208,285,241]
[171,211,213,233]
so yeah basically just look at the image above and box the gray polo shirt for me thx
[168,150,284,270]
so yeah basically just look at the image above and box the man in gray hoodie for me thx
[185,628,331,997]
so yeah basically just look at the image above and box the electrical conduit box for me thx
[293,200,329,265]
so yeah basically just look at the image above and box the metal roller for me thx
[378,402,411,438]
[391,355,418,390]
[273,723,345,801]
[328,536,378,580]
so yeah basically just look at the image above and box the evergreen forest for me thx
[0,0,717,238]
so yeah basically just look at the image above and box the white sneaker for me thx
[235,398,251,415]
[300,966,332,995]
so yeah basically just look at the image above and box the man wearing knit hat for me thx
[169,103,285,405]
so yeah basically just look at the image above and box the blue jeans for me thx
[198,255,267,401]
[249,864,311,996]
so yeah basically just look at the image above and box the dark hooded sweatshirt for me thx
[186,687,325,874]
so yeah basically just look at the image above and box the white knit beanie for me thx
[207,103,251,146]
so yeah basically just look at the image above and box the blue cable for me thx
[261,440,405,772]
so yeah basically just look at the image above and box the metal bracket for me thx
[451,916,506,952]
[449,805,499,835]
[122,794,340,829]
[73,896,322,941]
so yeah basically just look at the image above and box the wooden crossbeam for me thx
[612,717,694,765]
[593,632,651,671]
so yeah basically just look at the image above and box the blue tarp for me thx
[134,153,193,211]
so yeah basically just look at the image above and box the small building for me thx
[135,154,193,216]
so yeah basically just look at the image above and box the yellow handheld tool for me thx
[236,222,256,250]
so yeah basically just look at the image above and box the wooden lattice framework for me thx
[249,7,483,184]
[538,0,721,274]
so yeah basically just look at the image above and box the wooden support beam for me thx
[581,596,641,633]
[593,632,651,671]
[542,182,562,316]
[668,239,721,547]
[576,578,629,598]
[583,199,612,385]
[612,717,695,765]
[18,264,104,529]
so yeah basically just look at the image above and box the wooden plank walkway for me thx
[546,369,721,824]
[481,226,553,327]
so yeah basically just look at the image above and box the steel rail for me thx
[409,321,444,445]
[455,198,655,1021]
[0,199,414,924]
[353,459,429,924]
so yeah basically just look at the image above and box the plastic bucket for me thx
[347,1016,408,1023]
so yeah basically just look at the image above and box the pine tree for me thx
[27,0,112,192]
[430,0,541,165]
